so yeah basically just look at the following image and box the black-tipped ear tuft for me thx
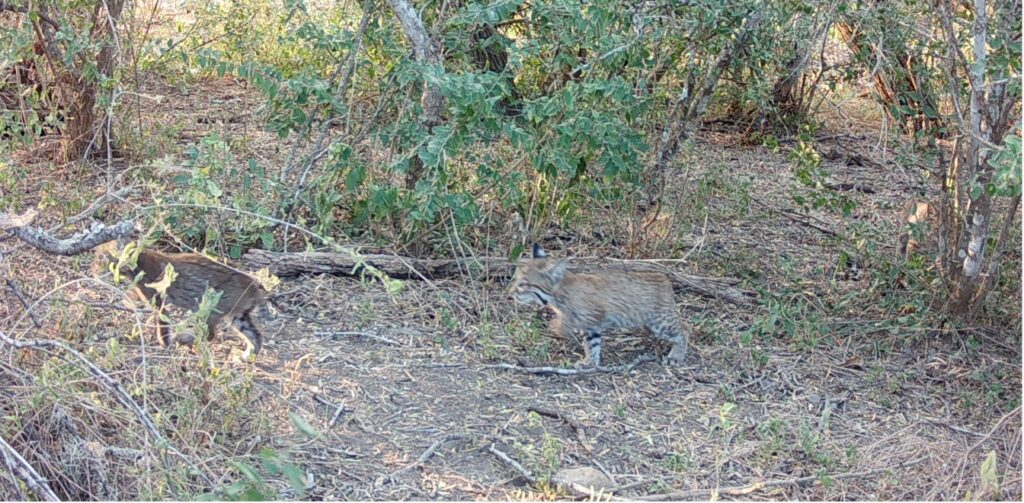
[532,243,547,259]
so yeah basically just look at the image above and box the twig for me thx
[328,402,347,428]
[312,394,348,428]
[964,406,1021,455]
[315,330,400,346]
[45,187,133,233]
[5,279,42,328]
[635,456,930,501]
[0,435,60,501]
[384,434,466,481]
[749,198,839,237]
[484,354,656,377]
[526,405,586,443]
[0,329,212,485]
[487,443,536,482]
[607,478,659,494]
[922,417,984,437]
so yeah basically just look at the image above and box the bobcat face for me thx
[512,244,568,307]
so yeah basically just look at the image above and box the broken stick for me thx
[484,354,657,377]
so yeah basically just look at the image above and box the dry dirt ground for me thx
[1,77,1021,501]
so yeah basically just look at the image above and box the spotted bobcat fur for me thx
[91,240,270,358]
[511,244,689,367]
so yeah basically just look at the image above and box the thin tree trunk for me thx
[386,0,446,189]
[951,0,993,316]
[646,9,764,208]
[59,0,125,161]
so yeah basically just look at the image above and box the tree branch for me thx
[0,435,60,502]
[3,210,136,256]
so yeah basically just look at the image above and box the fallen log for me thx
[243,249,755,305]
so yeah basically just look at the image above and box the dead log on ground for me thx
[243,249,755,305]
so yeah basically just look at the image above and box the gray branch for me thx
[0,435,60,502]
[5,218,136,256]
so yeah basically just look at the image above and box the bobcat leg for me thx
[581,330,602,368]
[651,318,689,365]
[152,303,172,348]
[205,319,218,341]
[554,315,598,367]
[231,313,263,359]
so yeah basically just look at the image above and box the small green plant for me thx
[663,452,694,473]
[538,433,562,483]
[508,319,550,362]
[756,418,787,454]
[202,448,307,501]
[787,127,855,217]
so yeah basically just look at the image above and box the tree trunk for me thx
[937,0,1021,320]
[58,0,125,161]
[386,0,446,189]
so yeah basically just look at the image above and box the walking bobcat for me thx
[91,240,270,358]
[511,244,689,367]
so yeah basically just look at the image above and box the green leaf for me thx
[144,263,178,296]
[980,450,999,495]
[509,244,524,262]
[289,411,320,439]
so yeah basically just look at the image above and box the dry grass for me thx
[1,75,1020,501]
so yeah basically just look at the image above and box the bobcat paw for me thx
[667,346,687,366]
[173,331,196,347]
[230,348,256,365]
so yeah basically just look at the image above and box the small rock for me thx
[552,467,614,492]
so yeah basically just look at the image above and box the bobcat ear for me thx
[532,243,547,259]
[545,259,569,282]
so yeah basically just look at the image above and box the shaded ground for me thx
[1,76,1020,501]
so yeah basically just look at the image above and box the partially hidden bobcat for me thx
[91,239,270,358]
[511,244,689,367]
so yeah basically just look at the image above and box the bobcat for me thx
[511,244,689,367]
[898,199,938,260]
[91,240,270,358]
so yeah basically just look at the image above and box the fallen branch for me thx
[485,354,657,377]
[381,433,466,484]
[635,456,930,501]
[3,210,136,256]
[527,405,586,443]
[0,435,60,501]
[315,330,400,346]
[244,250,754,305]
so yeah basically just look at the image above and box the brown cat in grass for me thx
[511,244,689,367]
[91,240,270,358]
